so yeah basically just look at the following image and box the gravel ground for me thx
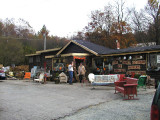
[0,80,155,120]
[61,93,154,120]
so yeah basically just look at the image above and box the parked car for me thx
[151,82,160,120]
[0,70,6,80]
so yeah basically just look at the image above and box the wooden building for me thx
[26,48,61,70]
[26,40,160,84]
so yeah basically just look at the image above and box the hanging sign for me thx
[73,56,85,61]
[157,55,160,63]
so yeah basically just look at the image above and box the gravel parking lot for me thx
[61,93,154,120]
[0,80,155,120]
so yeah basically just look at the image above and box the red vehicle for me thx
[151,82,160,120]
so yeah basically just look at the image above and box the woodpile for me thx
[11,65,29,72]
[0,64,3,69]
[10,65,29,79]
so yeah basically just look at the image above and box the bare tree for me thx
[145,0,160,45]
[129,7,150,44]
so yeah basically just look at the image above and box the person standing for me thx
[68,61,74,85]
[78,63,86,83]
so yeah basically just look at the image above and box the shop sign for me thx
[128,65,140,70]
[112,61,118,65]
[127,71,146,75]
[132,60,146,64]
[122,61,131,65]
[157,55,160,63]
[114,69,126,72]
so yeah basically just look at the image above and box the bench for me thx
[114,77,138,100]
[88,73,119,89]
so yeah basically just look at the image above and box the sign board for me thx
[127,71,146,75]
[132,60,146,65]
[114,69,126,72]
[128,65,141,70]
[122,61,131,65]
[112,61,118,65]
[157,55,160,63]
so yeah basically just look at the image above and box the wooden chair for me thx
[34,73,44,82]
[59,72,68,83]
[24,72,31,80]
[138,76,147,90]
[119,74,126,81]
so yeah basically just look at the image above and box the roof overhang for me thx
[25,53,40,57]
[36,48,61,54]
[45,55,56,59]
[45,53,90,59]
[101,50,160,57]
[61,53,90,57]
[26,48,61,57]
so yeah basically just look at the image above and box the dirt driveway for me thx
[0,80,155,120]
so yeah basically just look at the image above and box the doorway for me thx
[74,56,85,70]
[75,59,84,70]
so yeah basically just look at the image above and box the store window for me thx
[29,57,33,63]
[148,53,160,71]
[36,56,40,62]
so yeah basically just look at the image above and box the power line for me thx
[0,36,43,41]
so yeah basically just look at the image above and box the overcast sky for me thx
[0,0,147,37]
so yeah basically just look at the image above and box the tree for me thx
[110,0,137,48]
[145,0,160,45]
[110,21,136,48]
[0,20,3,36]
[114,0,125,23]
[83,0,137,49]
[2,18,17,37]
[84,5,116,48]
[0,39,24,66]
[128,7,149,44]
[0,18,68,66]
[38,25,49,39]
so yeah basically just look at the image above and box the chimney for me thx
[116,40,120,49]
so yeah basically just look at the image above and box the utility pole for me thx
[43,25,46,50]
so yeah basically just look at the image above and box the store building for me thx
[26,40,160,84]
